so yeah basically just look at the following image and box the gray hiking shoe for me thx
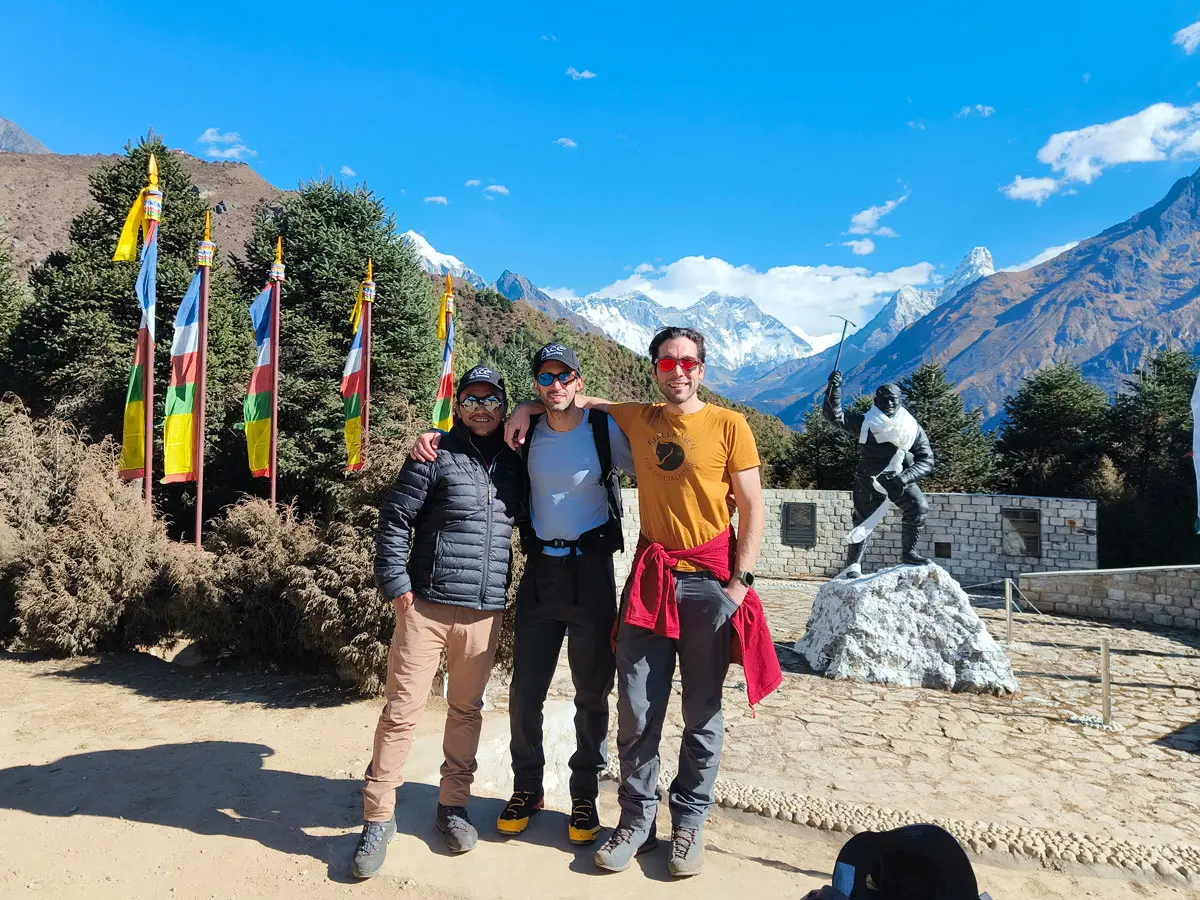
[350,818,396,879]
[436,803,478,853]
[668,825,704,877]
[593,820,658,872]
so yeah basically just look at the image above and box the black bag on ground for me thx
[825,823,985,900]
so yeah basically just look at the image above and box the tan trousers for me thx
[362,597,502,821]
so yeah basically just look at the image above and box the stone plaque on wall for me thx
[781,502,817,548]
[1001,507,1041,557]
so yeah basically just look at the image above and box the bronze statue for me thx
[823,371,935,577]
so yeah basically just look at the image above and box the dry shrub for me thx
[283,518,393,695]
[182,497,320,664]
[13,448,172,655]
[0,396,90,541]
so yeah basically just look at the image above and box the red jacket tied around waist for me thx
[622,527,783,709]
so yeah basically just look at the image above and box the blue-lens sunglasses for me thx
[536,371,576,387]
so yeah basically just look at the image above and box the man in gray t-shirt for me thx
[409,342,632,846]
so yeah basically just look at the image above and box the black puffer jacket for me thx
[375,424,526,611]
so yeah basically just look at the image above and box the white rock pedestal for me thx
[795,563,1018,695]
[469,699,579,803]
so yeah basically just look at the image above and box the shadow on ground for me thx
[2,649,357,709]
[1155,719,1200,755]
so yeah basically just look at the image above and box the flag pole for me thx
[194,212,214,545]
[269,237,285,508]
[362,259,375,466]
[143,155,162,505]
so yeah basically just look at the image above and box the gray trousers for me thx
[508,552,617,799]
[615,570,734,829]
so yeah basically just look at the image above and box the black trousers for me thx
[508,551,617,799]
[851,474,929,534]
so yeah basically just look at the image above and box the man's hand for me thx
[723,578,749,608]
[393,591,415,616]
[828,370,842,387]
[877,471,905,502]
[410,430,442,462]
[505,401,539,450]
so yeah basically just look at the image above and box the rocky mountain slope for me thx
[0,148,281,273]
[0,118,50,154]
[402,230,486,288]
[493,269,603,335]
[787,168,1200,425]
[750,248,995,414]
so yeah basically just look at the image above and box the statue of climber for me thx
[822,371,935,578]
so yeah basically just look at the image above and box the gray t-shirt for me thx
[528,413,634,556]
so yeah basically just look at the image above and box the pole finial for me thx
[274,237,283,263]
[203,210,211,241]
[367,258,373,281]
[148,153,159,188]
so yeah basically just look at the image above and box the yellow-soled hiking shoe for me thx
[497,790,544,835]
[568,797,602,845]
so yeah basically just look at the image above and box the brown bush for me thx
[13,449,172,655]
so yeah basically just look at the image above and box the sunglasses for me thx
[536,371,577,387]
[459,395,503,412]
[654,356,702,373]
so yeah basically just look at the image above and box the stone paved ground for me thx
[538,578,1200,850]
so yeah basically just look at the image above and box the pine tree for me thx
[236,178,441,513]
[772,396,870,489]
[3,137,253,534]
[0,228,28,386]
[1102,349,1199,566]
[899,361,996,492]
[995,363,1112,498]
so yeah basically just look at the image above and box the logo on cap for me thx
[469,366,496,379]
[543,344,567,357]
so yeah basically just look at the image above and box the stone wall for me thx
[1018,566,1200,631]
[613,489,1097,586]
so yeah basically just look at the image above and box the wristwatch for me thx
[731,570,755,588]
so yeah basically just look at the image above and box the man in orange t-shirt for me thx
[506,326,765,878]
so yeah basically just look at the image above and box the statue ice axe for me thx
[830,315,856,373]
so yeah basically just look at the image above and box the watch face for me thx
[744,572,755,587]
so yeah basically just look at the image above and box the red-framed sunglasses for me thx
[654,356,702,373]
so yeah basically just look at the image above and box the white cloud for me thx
[843,238,876,256]
[340,165,356,177]
[1006,102,1200,202]
[544,286,580,302]
[554,137,578,148]
[1001,175,1061,204]
[907,120,925,130]
[634,262,659,274]
[1001,241,1081,272]
[566,66,596,80]
[197,127,255,160]
[485,184,509,195]
[848,193,908,236]
[424,196,449,205]
[581,254,936,336]
[541,34,556,42]
[465,178,482,187]
[205,145,256,160]
[956,104,996,118]
[1174,21,1200,54]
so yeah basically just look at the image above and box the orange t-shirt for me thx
[607,401,761,570]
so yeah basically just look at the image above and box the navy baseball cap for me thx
[457,364,506,398]
[831,824,980,900]
[531,342,581,376]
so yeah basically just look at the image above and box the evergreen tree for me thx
[3,137,253,534]
[772,395,871,489]
[995,363,1114,498]
[236,179,441,515]
[0,229,29,385]
[1102,349,1200,566]
[899,361,996,492]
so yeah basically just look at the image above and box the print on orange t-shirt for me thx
[607,402,760,570]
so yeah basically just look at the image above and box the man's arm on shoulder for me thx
[375,457,436,601]
[607,417,635,473]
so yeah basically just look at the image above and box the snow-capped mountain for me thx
[746,247,996,415]
[563,291,813,372]
[401,230,486,289]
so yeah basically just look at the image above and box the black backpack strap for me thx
[520,413,543,466]
[588,408,612,482]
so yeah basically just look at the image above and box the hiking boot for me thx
[668,825,704,877]
[497,789,544,836]
[901,522,931,566]
[594,819,658,872]
[842,540,866,578]
[568,797,602,845]
[436,803,478,853]
[349,818,396,879]
[841,563,862,579]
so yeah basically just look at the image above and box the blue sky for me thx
[7,0,1200,336]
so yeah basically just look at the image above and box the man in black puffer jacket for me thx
[352,365,526,879]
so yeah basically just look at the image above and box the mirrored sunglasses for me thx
[459,395,503,412]
[655,356,701,373]
[536,371,577,386]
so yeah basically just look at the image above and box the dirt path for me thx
[1,652,1196,899]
